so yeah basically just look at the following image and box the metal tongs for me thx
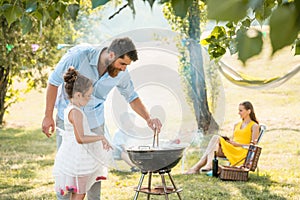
[152,128,159,148]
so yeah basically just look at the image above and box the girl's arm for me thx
[69,109,107,144]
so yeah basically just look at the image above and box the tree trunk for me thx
[187,0,219,134]
[0,66,9,125]
[0,17,11,126]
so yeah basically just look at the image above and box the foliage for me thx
[0,0,87,125]
[1,0,299,126]
[98,0,300,64]
[205,0,300,63]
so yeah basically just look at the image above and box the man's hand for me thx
[42,116,55,138]
[147,118,162,133]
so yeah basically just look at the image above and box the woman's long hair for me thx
[240,101,259,124]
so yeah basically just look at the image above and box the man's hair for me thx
[107,37,138,61]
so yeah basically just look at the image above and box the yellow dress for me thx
[219,121,256,166]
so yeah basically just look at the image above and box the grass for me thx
[0,128,57,199]
[0,126,300,199]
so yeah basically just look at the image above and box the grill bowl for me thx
[127,144,186,172]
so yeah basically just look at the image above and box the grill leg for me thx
[147,172,152,200]
[167,171,182,200]
[133,172,146,200]
[160,172,169,200]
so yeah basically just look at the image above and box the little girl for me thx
[53,67,112,200]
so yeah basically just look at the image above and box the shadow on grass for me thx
[0,127,56,155]
[0,183,33,196]
[109,170,289,199]
[176,172,288,200]
[238,174,287,200]
[0,127,56,199]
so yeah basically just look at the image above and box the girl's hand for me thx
[100,137,113,151]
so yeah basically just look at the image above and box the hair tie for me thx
[71,74,77,82]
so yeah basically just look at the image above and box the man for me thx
[42,37,162,200]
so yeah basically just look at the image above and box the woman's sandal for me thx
[200,168,212,173]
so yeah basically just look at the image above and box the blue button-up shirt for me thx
[49,44,139,129]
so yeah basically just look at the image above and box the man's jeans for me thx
[55,116,104,200]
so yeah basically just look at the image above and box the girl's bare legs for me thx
[185,135,220,174]
[71,193,85,200]
[71,176,87,200]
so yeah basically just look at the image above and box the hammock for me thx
[218,60,300,89]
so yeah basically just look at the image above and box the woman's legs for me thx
[185,135,221,174]
[185,157,207,174]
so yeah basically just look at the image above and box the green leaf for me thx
[241,18,251,28]
[269,4,299,54]
[211,26,226,39]
[56,2,67,16]
[42,8,50,25]
[207,0,248,22]
[295,40,300,55]
[237,29,263,63]
[3,5,23,26]
[225,22,234,29]
[48,5,59,20]
[21,15,32,35]
[67,4,79,21]
[257,0,277,20]
[33,10,43,21]
[91,0,110,9]
[208,44,226,58]
[25,0,37,13]
[171,0,193,19]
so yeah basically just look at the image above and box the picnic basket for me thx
[219,166,249,181]
[219,145,262,181]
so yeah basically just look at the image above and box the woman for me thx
[185,101,260,174]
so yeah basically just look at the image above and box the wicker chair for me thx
[219,124,266,177]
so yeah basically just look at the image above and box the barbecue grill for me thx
[127,130,187,200]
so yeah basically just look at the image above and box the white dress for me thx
[53,104,111,195]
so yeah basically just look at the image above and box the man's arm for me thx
[42,83,58,138]
[129,98,162,133]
